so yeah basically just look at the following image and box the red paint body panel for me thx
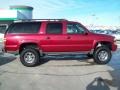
[4,20,117,53]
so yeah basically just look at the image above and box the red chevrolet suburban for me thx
[4,19,117,67]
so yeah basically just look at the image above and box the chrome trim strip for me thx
[6,50,19,55]
[44,51,90,55]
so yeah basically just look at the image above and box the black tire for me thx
[93,46,112,64]
[41,53,46,57]
[20,48,40,67]
[87,53,93,58]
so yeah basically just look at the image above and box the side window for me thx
[9,23,23,33]
[7,22,41,34]
[23,23,41,33]
[67,23,85,34]
[46,23,62,34]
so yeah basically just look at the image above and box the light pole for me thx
[91,14,96,26]
[117,16,120,30]
[90,14,96,30]
[118,16,120,26]
[91,14,99,30]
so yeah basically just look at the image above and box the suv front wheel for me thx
[93,46,112,64]
[20,48,40,67]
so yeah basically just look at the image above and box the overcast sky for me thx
[0,0,120,26]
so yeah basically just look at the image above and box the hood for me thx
[90,32,115,41]
[96,33,114,38]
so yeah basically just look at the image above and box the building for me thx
[0,5,33,34]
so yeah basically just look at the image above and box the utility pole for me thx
[90,14,96,30]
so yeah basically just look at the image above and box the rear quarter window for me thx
[7,22,41,34]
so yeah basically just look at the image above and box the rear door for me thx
[40,22,66,52]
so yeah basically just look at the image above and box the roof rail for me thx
[14,19,67,22]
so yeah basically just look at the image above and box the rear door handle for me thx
[46,37,50,39]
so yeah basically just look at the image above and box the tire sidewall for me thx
[20,48,40,67]
[93,46,112,64]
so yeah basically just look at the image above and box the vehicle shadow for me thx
[0,54,16,66]
[39,54,96,66]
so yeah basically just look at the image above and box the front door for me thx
[64,23,93,52]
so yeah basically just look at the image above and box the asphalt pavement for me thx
[0,46,120,90]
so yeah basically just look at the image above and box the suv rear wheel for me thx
[20,48,40,67]
[93,46,112,64]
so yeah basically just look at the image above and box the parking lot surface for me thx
[0,47,120,90]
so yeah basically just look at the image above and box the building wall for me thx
[0,5,33,33]
[0,10,17,20]
[17,10,32,19]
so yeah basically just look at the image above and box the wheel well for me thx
[95,41,112,50]
[19,43,39,54]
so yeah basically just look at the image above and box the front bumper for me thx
[112,44,117,51]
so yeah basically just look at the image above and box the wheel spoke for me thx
[24,52,35,63]
[98,50,108,61]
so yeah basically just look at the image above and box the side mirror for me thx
[84,32,88,35]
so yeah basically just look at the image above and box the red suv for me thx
[4,19,117,67]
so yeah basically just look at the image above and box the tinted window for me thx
[46,23,62,34]
[7,22,41,34]
[67,23,85,34]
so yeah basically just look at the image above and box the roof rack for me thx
[14,19,67,22]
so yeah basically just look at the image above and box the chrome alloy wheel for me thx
[98,50,108,61]
[24,52,36,63]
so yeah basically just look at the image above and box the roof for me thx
[14,19,67,23]
[10,5,33,10]
[0,18,17,21]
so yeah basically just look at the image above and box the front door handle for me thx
[67,36,71,39]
